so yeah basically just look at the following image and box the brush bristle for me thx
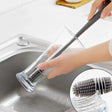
[73,77,112,97]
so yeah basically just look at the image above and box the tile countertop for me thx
[0,0,112,70]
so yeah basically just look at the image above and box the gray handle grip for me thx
[75,0,110,38]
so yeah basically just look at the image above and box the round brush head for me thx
[73,77,112,97]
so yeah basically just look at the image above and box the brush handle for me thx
[50,0,110,59]
[29,0,110,82]
[75,0,110,38]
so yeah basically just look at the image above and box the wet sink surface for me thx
[0,51,92,112]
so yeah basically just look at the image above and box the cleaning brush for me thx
[16,0,110,92]
[73,77,112,97]
[27,0,111,83]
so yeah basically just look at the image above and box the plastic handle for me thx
[75,0,110,38]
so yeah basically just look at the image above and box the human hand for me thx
[88,0,112,20]
[38,50,83,79]
[37,41,112,79]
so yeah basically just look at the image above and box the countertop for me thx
[0,0,112,47]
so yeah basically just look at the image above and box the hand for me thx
[88,0,112,20]
[37,41,112,79]
[38,50,83,79]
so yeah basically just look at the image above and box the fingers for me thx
[88,0,105,20]
[47,68,61,79]
[101,2,112,18]
[38,45,59,70]
[88,0,112,20]
[108,13,112,16]
[108,13,111,16]
[47,46,59,57]
[37,58,59,70]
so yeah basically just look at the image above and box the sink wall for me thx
[0,51,92,112]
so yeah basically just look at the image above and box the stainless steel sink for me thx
[0,34,92,112]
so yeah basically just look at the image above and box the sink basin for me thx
[0,34,92,112]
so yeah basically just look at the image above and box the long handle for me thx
[50,0,110,59]
[29,1,110,82]
[75,0,110,38]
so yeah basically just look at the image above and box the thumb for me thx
[101,2,112,18]
[37,58,58,70]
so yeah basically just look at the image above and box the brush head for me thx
[73,77,112,97]
[16,69,45,92]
